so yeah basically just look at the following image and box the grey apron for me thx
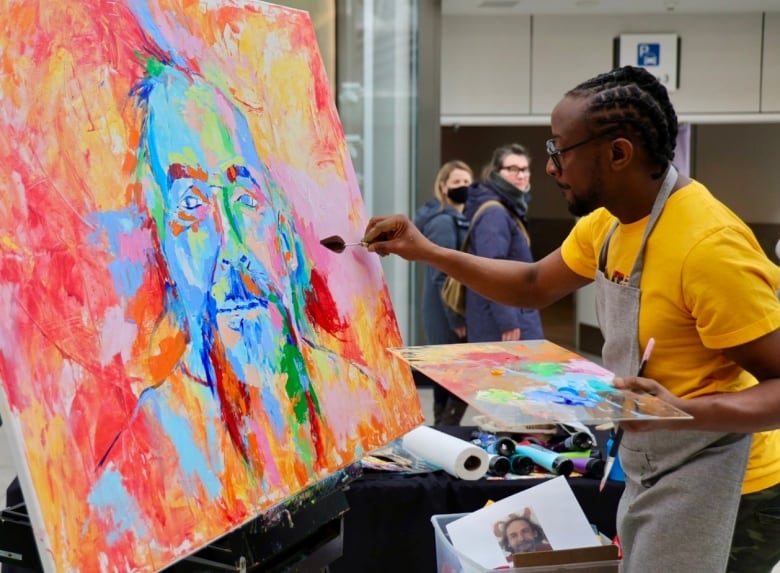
[594,166,752,573]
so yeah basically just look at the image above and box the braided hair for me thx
[566,66,677,179]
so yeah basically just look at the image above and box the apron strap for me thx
[597,166,679,287]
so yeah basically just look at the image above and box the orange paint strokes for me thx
[124,179,143,207]
[74,376,260,570]
[148,330,187,383]
[170,220,186,236]
[290,439,313,486]
[209,334,265,477]
[240,272,261,298]
[1,2,421,570]
[1,0,148,217]
[168,162,208,183]
[124,258,168,373]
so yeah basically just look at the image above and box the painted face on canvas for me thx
[143,69,298,382]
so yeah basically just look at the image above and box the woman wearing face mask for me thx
[414,160,472,425]
[464,144,544,343]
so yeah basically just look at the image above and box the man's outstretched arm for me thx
[363,214,589,309]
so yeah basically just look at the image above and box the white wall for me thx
[441,15,531,115]
[532,14,763,114]
[442,12,780,120]
[763,13,780,111]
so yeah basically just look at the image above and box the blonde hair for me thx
[433,160,473,206]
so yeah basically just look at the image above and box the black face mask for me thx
[446,185,469,205]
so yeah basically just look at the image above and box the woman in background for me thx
[464,144,543,342]
[414,160,472,425]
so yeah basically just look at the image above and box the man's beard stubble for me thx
[564,168,603,218]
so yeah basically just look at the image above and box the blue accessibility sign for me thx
[637,43,660,66]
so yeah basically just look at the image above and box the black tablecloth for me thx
[332,426,625,573]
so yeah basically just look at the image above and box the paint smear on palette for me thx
[390,340,692,426]
[462,351,524,364]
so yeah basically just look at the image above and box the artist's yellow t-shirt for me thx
[561,179,780,494]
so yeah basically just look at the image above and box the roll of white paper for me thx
[401,425,488,480]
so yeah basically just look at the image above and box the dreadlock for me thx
[566,66,677,179]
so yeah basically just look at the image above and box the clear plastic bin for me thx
[432,513,620,573]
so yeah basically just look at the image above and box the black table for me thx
[4,427,624,573]
[332,427,624,573]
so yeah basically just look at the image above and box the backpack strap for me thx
[461,200,530,251]
[472,200,504,225]
[459,200,502,252]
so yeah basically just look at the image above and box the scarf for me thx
[488,172,530,220]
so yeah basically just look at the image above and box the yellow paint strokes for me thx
[22,402,80,567]
[0,233,28,254]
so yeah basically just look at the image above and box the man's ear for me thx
[609,137,633,170]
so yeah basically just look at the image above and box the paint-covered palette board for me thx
[390,340,691,426]
[0,1,422,571]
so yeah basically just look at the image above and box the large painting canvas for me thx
[0,1,423,571]
[391,341,690,426]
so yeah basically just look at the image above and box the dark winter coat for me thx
[414,199,468,344]
[462,181,544,342]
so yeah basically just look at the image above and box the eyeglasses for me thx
[545,131,616,171]
[500,165,530,175]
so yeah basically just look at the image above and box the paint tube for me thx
[470,431,516,457]
[570,456,605,479]
[514,443,573,477]
[508,454,534,475]
[487,454,511,477]
[550,431,594,452]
